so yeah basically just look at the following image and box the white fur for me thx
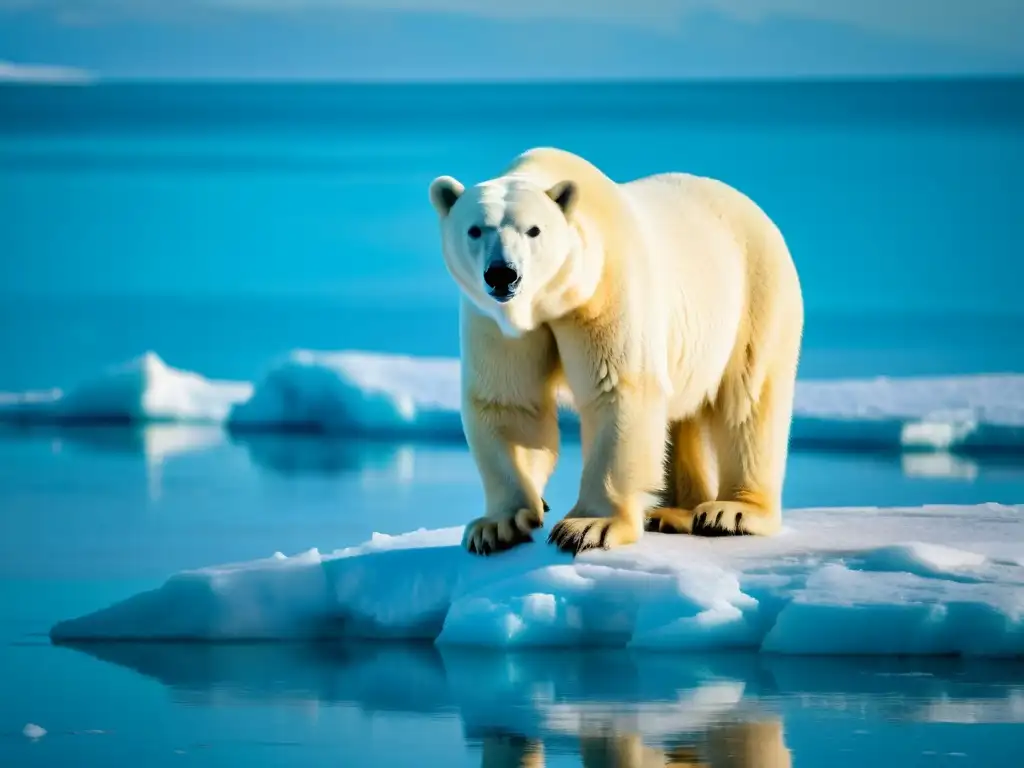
[429,147,804,557]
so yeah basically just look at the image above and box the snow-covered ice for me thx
[2,350,1021,452]
[51,503,1024,656]
[228,352,1024,452]
[793,374,1024,452]
[227,350,465,436]
[0,353,251,424]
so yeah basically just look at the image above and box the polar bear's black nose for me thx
[484,262,520,294]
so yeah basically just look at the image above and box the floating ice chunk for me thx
[227,350,465,436]
[4,350,1023,451]
[0,353,250,424]
[227,350,580,437]
[51,504,1024,657]
[228,351,1024,451]
[760,562,1024,656]
[63,547,334,641]
[793,374,1024,452]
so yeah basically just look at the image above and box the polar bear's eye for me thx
[526,226,541,238]
[467,225,482,239]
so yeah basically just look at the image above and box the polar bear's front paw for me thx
[644,507,699,534]
[464,506,545,556]
[646,501,779,537]
[547,515,639,556]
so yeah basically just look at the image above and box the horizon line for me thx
[3,72,1023,87]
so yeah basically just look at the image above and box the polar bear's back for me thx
[508,147,795,283]
[623,171,796,282]
[506,148,802,350]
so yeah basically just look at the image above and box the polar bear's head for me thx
[428,173,587,336]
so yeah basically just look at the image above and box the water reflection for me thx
[58,642,1024,765]
[4,424,1024,493]
[0,423,228,502]
[0,422,225,461]
[0,425,468,498]
[474,722,791,768]
[232,432,412,479]
[900,451,979,480]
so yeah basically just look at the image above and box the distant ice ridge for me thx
[0,352,251,424]
[227,349,580,436]
[793,375,1024,452]
[3,350,1023,452]
[51,504,1024,656]
[0,60,94,84]
[228,350,464,436]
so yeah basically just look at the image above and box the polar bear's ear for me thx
[429,176,465,217]
[546,180,578,218]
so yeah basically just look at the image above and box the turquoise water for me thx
[2,429,1024,765]
[2,80,1023,315]
[1,80,1023,764]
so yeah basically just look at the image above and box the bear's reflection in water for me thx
[58,642,797,766]
[477,719,790,768]
[56,641,1024,766]
[51,638,1024,768]
[57,640,794,764]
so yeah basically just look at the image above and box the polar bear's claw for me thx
[547,516,639,556]
[464,508,544,556]
[646,502,777,537]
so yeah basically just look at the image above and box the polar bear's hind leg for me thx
[644,415,716,534]
[690,364,796,537]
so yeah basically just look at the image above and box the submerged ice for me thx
[2,350,1022,453]
[51,503,1024,656]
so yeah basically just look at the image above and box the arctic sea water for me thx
[1,80,1024,766]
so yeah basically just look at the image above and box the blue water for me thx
[2,428,1024,765]
[1,79,1023,765]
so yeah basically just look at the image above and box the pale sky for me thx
[1,0,1022,79]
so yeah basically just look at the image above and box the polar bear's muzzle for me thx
[483,260,521,303]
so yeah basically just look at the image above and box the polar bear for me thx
[428,147,803,556]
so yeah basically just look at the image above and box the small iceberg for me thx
[793,374,1024,452]
[227,350,465,436]
[51,503,1024,656]
[226,349,581,437]
[0,353,251,424]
